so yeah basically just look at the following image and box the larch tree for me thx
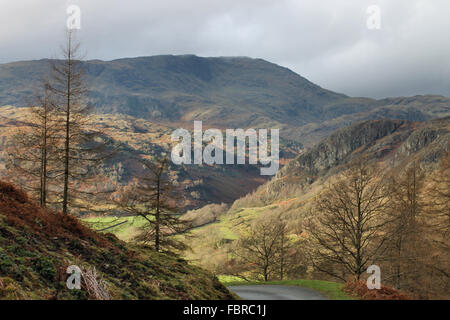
[118,156,190,252]
[423,150,450,297]
[47,30,113,214]
[384,164,427,290]
[7,81,61,207]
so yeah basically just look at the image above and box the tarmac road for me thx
[228,285,327,300]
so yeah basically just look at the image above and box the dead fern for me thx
[81,266,111,300]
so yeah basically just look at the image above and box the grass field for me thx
[218,275,355,300]
[83,216,148,241]
[83,204,277,244]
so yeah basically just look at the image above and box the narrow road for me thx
[228,285,327,300]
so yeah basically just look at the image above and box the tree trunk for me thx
[40,112,48,207]
[62,37,72,215]
[155,178,160,252]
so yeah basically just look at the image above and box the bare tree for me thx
[384,164,426,290]
[48,30,86,213]
[118,156,189,252]
[7,82,61,207]
[422,150,450,297]
[47,30,113,214]
[277,221,290,280]
[306,158,390,281]
[232,216,288,281]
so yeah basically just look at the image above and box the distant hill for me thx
[0,55,449,208]
[0,55,343,126]
[1,55,449,147]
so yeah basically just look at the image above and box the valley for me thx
[0,55,449,300]
[1,55,449,211]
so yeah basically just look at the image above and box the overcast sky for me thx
[1,0,449,98]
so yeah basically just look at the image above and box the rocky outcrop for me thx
[235,117,449,207]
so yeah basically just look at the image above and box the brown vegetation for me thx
[344,278,410,300]
[0,181,107,246]
[227,215,295,281]
[0,180,234,300]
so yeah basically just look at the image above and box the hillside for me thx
[187,117,449,220]
[1,56,449,147]
[181,117,449,284]
[0,106,275,210]
[235,117,450,206]
[0,181,234,300]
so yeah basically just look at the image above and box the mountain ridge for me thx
[1,55,449,208]
[230,117,450,209]
[1,55,449,147]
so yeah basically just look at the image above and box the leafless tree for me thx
[277,220,291,280]
[117,156,190,252]
[384,164,426,290]
[232,216,289,281]
[7,82,61,207]
[306,158,390,281]
[47,30,114,214]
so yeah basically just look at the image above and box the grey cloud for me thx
[1,0,449,98]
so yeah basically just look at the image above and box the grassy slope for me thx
[83,216,148,242]
[219,276,355,300]
[180,202,308,270]
[83,205,273,242]
[0,182,234,300]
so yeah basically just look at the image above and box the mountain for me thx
[0,181,234,299]
[1,55,449,147]
[0,55,343,127]
[0,55,449,209]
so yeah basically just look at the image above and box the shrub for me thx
[344,278,410,300]
[33,256,56,281]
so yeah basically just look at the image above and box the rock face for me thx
[397,118,450,163]
[285,120,406,177]
[240,117,449,205]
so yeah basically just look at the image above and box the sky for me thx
[1,0,449,98]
